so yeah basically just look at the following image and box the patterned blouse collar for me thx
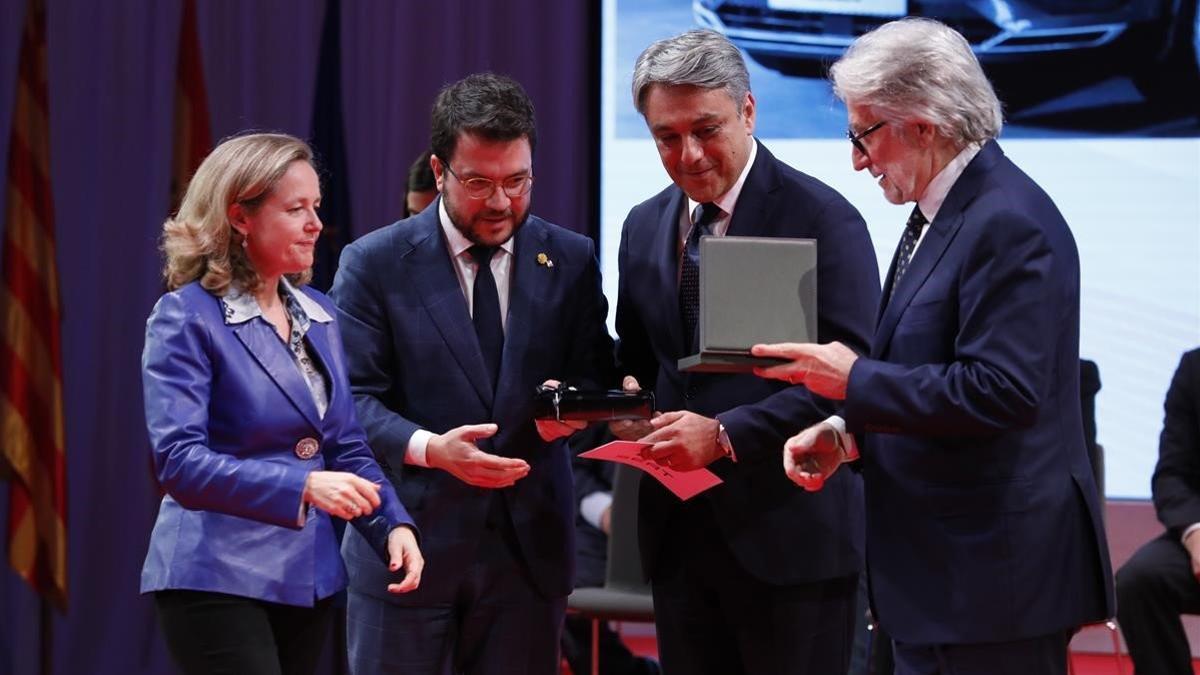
[220,278,333,326]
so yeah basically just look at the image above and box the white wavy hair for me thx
[830,17,1003,147]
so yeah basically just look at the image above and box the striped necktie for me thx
[680,202,721,350]
[889,206,927,301]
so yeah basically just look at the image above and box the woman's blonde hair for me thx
[162,132,315,294]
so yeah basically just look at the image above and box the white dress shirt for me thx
[827,142,982,460]
[908,142,981,254]
[677,139,758,256]
[405,199,515,467]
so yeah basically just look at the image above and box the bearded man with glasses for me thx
[330,72,616,675]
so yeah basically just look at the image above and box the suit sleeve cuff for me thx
[406,430,432,467]
[580,491,613,531]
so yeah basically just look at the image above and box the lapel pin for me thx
[536,252,554,268]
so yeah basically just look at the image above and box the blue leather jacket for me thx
[140,281,414,606]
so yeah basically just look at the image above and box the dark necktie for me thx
[468,245,503,389]
[680,202,721,350]
[889,206,927,301]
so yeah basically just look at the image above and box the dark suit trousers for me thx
[346,498,566,675]
[155,590,334,675]
[1117,533,1200,675]
[892,631,1070,675]
[650,500,857,675]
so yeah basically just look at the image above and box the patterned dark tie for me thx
[680,202,721,351]
[889,206,927,301]
[468,245,503,389]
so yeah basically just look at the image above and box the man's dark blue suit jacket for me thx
[616,141,881,585]
[844,140,1115,644]
[330,202,615,602]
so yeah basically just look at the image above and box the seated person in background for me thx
[1117,347,1200,675]
[402,149,436,217]
[563,425,661,675]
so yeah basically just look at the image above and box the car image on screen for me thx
[693,0,1200,113]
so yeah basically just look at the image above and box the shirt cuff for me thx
[580,491,613,531]
[824,415,859,461]
[1182,523,1200,546]
[406,429,433,468]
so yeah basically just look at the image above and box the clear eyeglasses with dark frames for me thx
[847,120,887,158]
[443,164,534,200]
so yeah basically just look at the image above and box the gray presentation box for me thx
[678,236,817,373]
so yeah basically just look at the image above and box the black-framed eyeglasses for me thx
[443,163,534,200]
[847,120,887,157]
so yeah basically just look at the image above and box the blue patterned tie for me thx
[680,202,721,350]
[889,206,927,301]
[468,245,503,390]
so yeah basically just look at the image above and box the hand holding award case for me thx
[532,383,654,422]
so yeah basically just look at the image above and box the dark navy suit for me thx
[616,141,880,674]
[843,141,1114,663]
[330,202,615,674]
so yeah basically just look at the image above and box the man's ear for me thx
[430,154,446,193]
[908,120,937,148]
[741,92,757,136]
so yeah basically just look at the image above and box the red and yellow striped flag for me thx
[0,0,68,611]
[169,0,212,213]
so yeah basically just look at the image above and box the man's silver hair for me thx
[632,29,751,115]
[830,18,1003,146]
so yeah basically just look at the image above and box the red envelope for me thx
[579,440,723,501]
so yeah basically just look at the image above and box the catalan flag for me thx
[0,0,68,611]
[169,0,212,214]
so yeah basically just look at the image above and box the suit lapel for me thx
[402,214,493,409]
[876,234,906,328]
[725,140,776,239]
[232,321,322,431]
[872,141,1002,357]
[872,215,962,357]
[654,189,689,357]
[494,220,552,409]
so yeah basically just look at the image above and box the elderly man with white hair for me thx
[753,18,1114,675]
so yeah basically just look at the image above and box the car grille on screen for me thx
[1023,0,1128,14]
[711,5,1000,45]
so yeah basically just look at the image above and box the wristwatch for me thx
[716,422,736,462]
